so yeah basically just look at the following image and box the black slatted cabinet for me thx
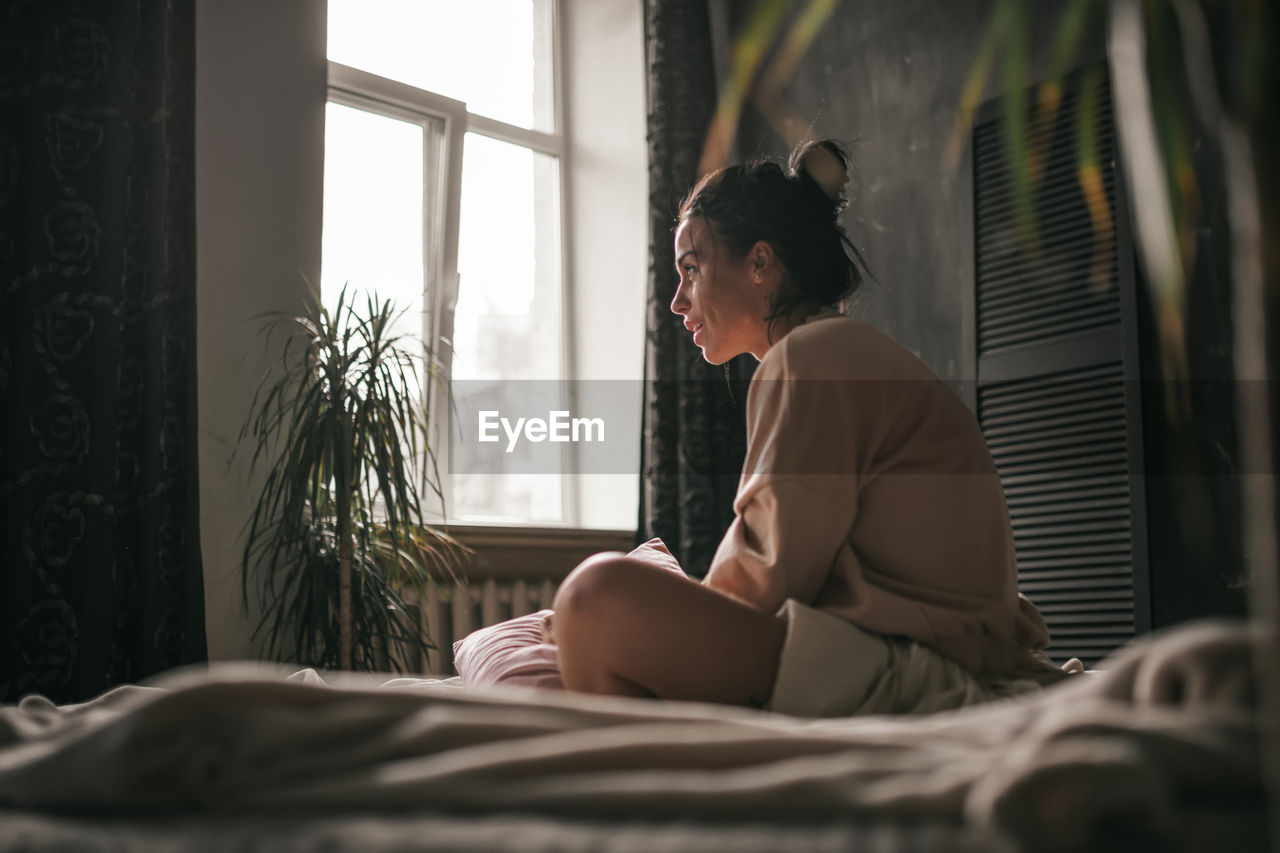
[973,66,1152,667]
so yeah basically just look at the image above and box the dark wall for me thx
[713,0,1246,626]
[717,0,1104,399]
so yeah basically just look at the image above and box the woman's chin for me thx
[695,336,732,365]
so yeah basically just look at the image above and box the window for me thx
[323,1,580,526]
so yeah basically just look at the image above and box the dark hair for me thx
[677,139,868,343]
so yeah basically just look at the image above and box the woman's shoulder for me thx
[773,312,939,382]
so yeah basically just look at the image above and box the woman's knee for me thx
[551,555,633,691]
[553,554,673,659]
[554,553,648,620]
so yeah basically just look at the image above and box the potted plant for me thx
[239,283,469,671]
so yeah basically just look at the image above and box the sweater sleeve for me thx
[702,339,862,613]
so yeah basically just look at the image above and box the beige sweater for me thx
[704,305,1051,675]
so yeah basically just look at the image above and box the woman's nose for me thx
[669,281,687,315]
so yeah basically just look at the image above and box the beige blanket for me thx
[0,620,1264,852]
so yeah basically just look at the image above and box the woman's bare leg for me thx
[552,553,786,708]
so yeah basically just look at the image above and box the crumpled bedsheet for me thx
[0,620,1265,852]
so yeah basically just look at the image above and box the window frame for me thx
[323,0,581,526]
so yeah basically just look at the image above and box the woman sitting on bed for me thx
[550,139,1065,717]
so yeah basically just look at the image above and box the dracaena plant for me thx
[239,283,469,671]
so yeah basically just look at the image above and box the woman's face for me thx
[670,216,770,364]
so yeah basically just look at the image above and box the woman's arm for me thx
[702,339,861,613]
[702,476,857,612]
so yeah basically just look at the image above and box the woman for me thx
[550,139,1063,716]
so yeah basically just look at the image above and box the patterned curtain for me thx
[638,0,754,577]
[0,0,206,703]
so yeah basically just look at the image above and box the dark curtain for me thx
[637,0,754,577]
[0,0,206,703]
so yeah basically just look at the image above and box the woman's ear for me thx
[749,240,775,284]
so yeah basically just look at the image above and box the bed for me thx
[0,620,1269,852]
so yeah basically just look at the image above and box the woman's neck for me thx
[752,301,830,360]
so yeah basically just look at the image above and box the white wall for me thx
[195,0,327,660]
[563,0,647,529]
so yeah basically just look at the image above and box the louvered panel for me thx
[1018,564,1134,583]
[981,298,1119,338]
[993,444,1127,478]
[973,121,1116,195]
[1010,497,1130,524]
[982,307,1122,351]
[1014,527,1132,546]
[978,261,1121,307]
[1016,545,1130,564]
[987,415,1126,447]
[977,215,1117,272]
[1020,575,1133,593]
[981,275,1114,323]
[975,175,1117,231]
[1031,589,1134,607]
[986,424,1126,457]
[987,422,1123,452]
[979,247,1117,294]
[1016,553,1133,572]
[987,427,1127,460]
[979,268,1115,317]
[982,368,1122,405]
[978,361,1136,668]
[1003,466,1126,491]
[1048,628,1138,656]
[1015,525,1132,548]
[971,89,1107,142]
[982,383,1125,433]
[973,128,1106,174]
[980,362,1121,405]
[975,176,1119,231]
[974,78,1120,358]
[1011,506,1129,535]
[974,65,1147,670]
[1000,449,1126,476]
[978,279,1117,325]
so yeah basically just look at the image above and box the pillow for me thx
[453,609,563,690]
[451,538,687,689]
[627,537,687,577]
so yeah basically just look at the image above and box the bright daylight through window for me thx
[324,0,570,526]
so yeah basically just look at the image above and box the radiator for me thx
[391,526,634,676]
[408,577,559,676]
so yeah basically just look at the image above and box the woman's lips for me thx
[691,323,704,344]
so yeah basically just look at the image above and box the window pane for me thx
[453,133,561,381]
[450,132,564,522]
[321,102,428,345]
[323,102,448,520]
[328,0,555,132]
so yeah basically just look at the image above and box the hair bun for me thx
[789,139,850,214]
